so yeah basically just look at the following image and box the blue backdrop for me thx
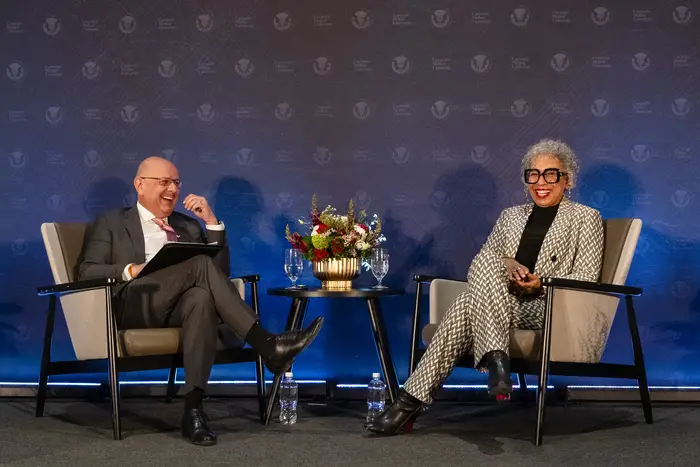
[1,1,699,387]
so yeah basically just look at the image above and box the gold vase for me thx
[312,257,361,290]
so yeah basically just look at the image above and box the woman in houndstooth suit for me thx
[367,139,604,436]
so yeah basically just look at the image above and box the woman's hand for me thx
[503,257,529,281]
[511,273,543,297]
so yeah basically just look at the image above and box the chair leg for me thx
[165,364,177,403]
[518,373,528,399]
[36,295,57,417]
[249,280,267,424]
[408,280,423,377]
[625,295,653,424]
[255,354,266,423]
[108,359,122,440]
[535,288,555,446]
[105,286,122,440]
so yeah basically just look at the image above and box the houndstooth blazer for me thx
[482,197,604,282]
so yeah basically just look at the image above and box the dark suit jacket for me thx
[78,206,230,296]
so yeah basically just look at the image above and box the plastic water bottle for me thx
[279,371,298,425]
[366,372,386,424]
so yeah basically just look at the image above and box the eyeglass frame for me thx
[138,176,182,188]
[523,168,568,185]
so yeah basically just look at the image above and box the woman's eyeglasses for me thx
[524,168,567,184]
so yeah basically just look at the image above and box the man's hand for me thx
[130,263,146,278]
[510,273,542,297]
[183,194,218,225]
[503,257,529,281]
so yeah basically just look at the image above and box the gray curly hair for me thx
[521,139,579,190]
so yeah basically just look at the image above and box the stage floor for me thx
[1,398,698,466]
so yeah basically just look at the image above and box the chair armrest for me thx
[542,277,642,296]
[230,274,261,316]
[233,274,260,283]
[37,277,120,296]
[413,274,467,284]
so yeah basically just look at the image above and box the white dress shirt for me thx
[122,202,225,281]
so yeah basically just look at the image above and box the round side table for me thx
[264,286,405,425]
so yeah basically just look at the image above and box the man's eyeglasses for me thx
[524,168,567,185]
[139,177,182,188]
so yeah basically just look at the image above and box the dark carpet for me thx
[1,398,698,466]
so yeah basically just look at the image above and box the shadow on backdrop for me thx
[325,164,500,383]
[0,238,68,381]
[209,176,312,378]
[0,302,23,358]
[575,163,699,386]
[83,177,133,220]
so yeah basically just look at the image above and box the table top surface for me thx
[267,286,404,298]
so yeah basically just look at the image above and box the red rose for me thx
[317,223,329,234]
[314,249,329,260]
[358,224,369,231]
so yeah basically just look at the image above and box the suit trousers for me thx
[404,250,545,404]
[117,255,258,393]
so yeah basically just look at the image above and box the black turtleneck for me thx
[514,203,560,273]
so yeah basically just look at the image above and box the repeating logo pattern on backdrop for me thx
[196,14,214,32]
[1,2,699,386]
[471,55,490,73]
[7,62,25,81]
[431,10,450,28]
[352,11,372,30]
[392,56,411,75]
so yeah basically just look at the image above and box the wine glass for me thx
[284,249,304,289]
[370,248,389,289]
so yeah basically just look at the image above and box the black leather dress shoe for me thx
[181,408,217,446]
[484,350,513,397]
[264,317,324,376]
[366,390,422,436]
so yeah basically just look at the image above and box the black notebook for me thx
[137,242,223,277]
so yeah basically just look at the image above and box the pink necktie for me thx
[153,218,178,242]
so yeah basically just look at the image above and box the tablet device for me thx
[138,242,223,277]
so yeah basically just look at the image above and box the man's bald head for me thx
[133,156,180,218]
[136,156,177,178]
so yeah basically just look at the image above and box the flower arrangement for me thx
[285,195,385,265]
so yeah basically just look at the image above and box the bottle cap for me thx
[285,371,293,378]
[372,372,381,378]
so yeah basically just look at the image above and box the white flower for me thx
[354,225,367,237]
[356,240,371,251]
[311,225,320,236]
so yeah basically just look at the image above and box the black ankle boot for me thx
[483,350,513,397]
[366,390,422,436]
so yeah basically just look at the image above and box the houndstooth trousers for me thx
[404,249,545,404]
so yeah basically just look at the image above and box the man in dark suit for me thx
[79,156,323,446]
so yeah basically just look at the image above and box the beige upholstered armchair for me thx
[36,222,266,440]
[410,218,651,446]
